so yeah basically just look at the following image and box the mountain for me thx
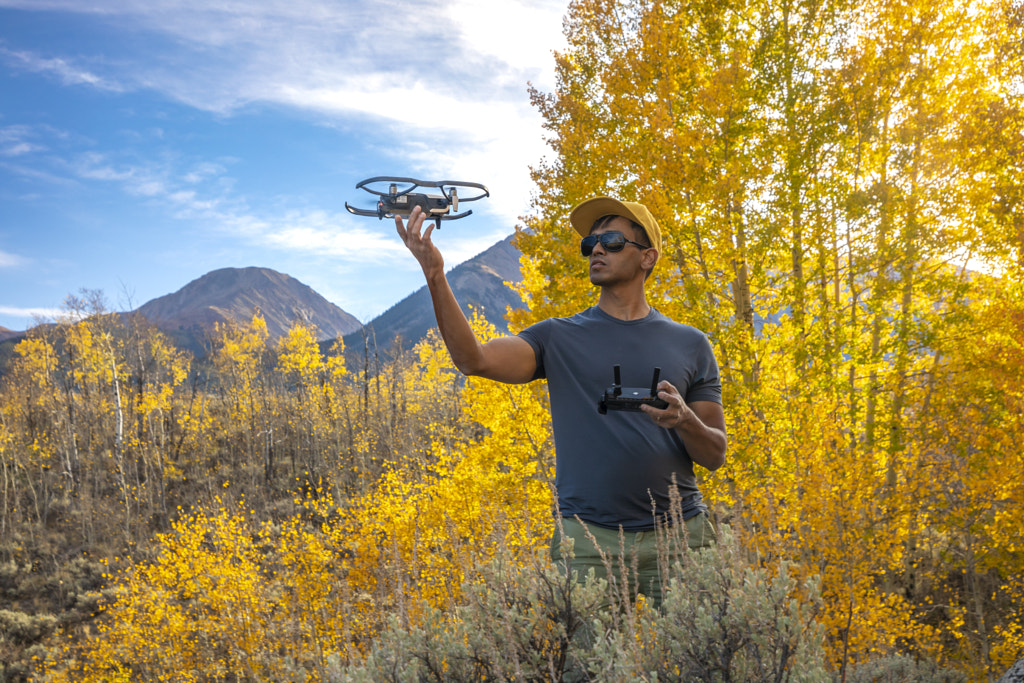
[342,234,525,364]
[136,267,362,355]
[1,237,524,367]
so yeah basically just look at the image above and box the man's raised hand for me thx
[396,206,444,277]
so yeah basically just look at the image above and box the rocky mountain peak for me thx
[136,266,363,354]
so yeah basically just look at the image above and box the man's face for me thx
[587,216,649,287]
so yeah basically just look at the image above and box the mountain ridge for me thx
[0,237,525,363]
[341,235,525,364]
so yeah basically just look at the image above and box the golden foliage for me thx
[4,1,1024,680]
[32,316,557,680]
[337,314,554,631]
[520,0,1024,677]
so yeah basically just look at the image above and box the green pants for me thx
[549,513,716,606]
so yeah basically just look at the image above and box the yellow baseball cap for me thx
[569,196,662,257]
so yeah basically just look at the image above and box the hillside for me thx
[136,266,363,355]
[0,327,20,369]
[341,235,524,364]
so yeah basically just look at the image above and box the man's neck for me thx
[597,287,652,321]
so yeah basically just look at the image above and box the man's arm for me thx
[640,382,727,471]
[396,206,537,384]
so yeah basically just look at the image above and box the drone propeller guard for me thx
[345,176,490,227]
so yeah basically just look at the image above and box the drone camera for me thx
[598,365,669,414]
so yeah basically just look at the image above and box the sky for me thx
[0,0,569,332]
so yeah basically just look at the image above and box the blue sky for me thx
[0,0,568,331]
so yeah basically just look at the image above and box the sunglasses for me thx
[580,231,649,256]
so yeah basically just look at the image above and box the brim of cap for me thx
[569,197,642,237]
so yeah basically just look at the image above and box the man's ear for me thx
[641,247,659,272]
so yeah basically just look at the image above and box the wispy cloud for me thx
[0,46,124,91]
[0,305,62,324]
[1,124,48,157]
[57,147,430,266]
[263,222,403,258]
[0,249,27,267]
[2,1,561,108]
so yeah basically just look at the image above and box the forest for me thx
[1,0,1023,680]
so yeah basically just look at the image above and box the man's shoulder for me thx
[517,308,592,345]
[523,306,710,336]
[647,309,709,335]
[525,306,600,328]
[542,307,709,338]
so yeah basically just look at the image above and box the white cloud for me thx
[263,223,403,258]
[446,0,566,89]
[2,142,41,156]
[0,161,75,186]
[0,46,124,91]
[0,124,46,157]
[54,146,443,267]
[182,162,226,184]
[0,305,61,320]
[0,249,26,267]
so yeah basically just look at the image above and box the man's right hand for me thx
[396,206,444,279]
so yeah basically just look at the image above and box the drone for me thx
[345,176,490,228]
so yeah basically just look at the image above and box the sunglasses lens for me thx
[580,232,627,256]
[602,233,626,251]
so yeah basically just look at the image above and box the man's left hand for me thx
[640,380,694,430]
[641,380,728,471]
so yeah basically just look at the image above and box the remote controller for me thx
[598,365,669,414]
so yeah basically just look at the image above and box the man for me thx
[396,196,726,604]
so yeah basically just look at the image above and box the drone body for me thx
[345,176,490,228]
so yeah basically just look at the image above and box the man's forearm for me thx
[674,416,727,472]
[645,390,728,472]
[422,268,487,376]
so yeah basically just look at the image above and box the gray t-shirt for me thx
[518,306,722,531]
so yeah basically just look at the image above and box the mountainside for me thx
[342,235,524,363]
[137,267,362,354]
[0,328,22,375]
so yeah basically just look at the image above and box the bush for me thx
[335,525,830,682]
[331,551,607,682]
[0,610,57,646]
[843,655,969,683]
[587,524,829,682]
